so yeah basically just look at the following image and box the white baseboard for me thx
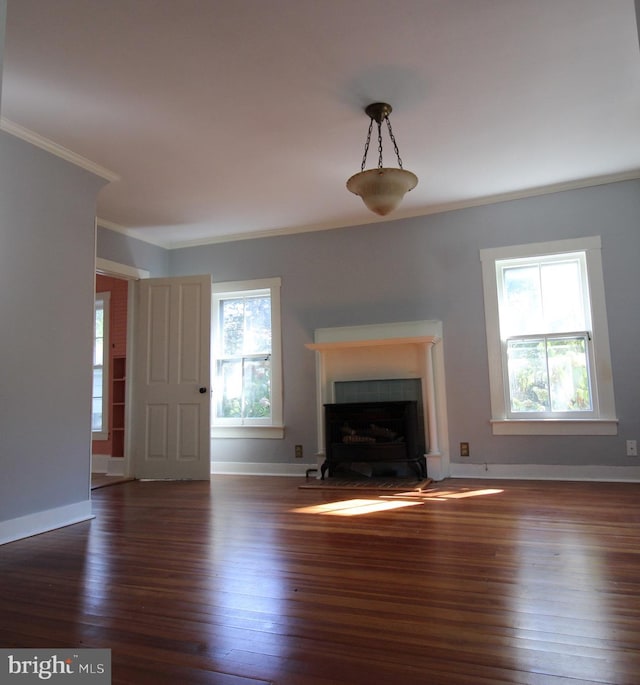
[0,500,94,546]
[209,460,640,482]
[92,455,126,476]
[449,463,640,482]
[106,458,126,476]
[211,461,312,477]
[92,454,109,473]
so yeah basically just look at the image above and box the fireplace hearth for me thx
[322,400,425,479]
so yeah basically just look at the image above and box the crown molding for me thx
[417,169,640,218]
[95,169,640,251]
[162,169,640,249]
[0,117,120,182]
[96,217,168,248]
[95,218,129,234]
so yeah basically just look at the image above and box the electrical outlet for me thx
[460,442,470,457]
[626,440,638,457]
[295,444,304,458]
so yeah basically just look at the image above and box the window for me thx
[211,278,283,438]
[92,292,110,439]
[481,237,617,435]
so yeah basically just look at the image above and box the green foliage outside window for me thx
[508,336,591,413]
[217,294,272,420]
[219,358,271,419]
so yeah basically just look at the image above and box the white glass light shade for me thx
[346,167,418,216]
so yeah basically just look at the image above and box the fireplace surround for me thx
[306,320,448,480]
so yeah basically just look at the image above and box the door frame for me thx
[95,258,150,479]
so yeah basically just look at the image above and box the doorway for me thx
[92,273,129,477]
[92,258,150,481]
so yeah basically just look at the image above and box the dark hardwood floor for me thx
[1,476,640,684]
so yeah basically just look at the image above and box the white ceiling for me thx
[2,0,640,248]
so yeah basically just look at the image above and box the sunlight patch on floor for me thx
[293,487,504,516]
[393,487,505,501]
[293,498,423,516]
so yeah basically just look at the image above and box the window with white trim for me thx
[92,292,110,439]
[480,237,617,435]
[211,278,283,438]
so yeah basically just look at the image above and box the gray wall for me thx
[0,0,6,111]
[97,225,169,277]
[0,132,105,522]
[167,179,640,470]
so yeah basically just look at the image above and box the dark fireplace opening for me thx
[322,400,426,479]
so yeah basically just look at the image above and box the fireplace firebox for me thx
[322,400,426,479]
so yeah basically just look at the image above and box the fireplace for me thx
[306,320,449,480]
[322,400,426,479]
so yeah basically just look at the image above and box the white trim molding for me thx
[480,236,618,435]
[0,500,94,546]
[95,257,149,281]
[490,419,618,436]
[91,455,127,476]
[96,218,170,248]
[450,462,640,483]
[156,170,640,250]
[211,461,309,476]
[211,426,284,439]
[211,277,283,438]
[92,453,110,474]
[0,117,120,182]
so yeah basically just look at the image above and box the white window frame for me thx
[92,291,110,440]
[211,277,284,439]
[480,236,617,435]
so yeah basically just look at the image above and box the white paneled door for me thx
[133,275,211,480]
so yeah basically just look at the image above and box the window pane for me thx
[92,398,103,431]
[243,296,271,355]
[93,296,107,434]
[95,304,104,335]
[220,299,245,356]
[216,358,272,419]
[94,339,104,366]
[93,368,103,399]
[243,358,271,418]
[547,337,591,411]
[541,260,586,333]
[502,265,542,336]
[213,281,280,428]
[507,339,550,412]
[217,359,242,417]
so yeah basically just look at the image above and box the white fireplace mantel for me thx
[308,320,442,348]
[306,321,449,480]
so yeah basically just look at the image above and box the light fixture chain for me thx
[385,116,404,169]
[360,119,374,172]
[347,102,418,216]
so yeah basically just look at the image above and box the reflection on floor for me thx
[91,474,134,490]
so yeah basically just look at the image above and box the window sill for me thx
[490,419,618,436]
[211,425,285,439]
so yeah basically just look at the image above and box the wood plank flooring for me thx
[1,476,640,684]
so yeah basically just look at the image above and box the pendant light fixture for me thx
[346,102,418,216]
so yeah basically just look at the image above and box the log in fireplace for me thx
[322,400,426,479]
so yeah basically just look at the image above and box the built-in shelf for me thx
[111,356,126,458]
